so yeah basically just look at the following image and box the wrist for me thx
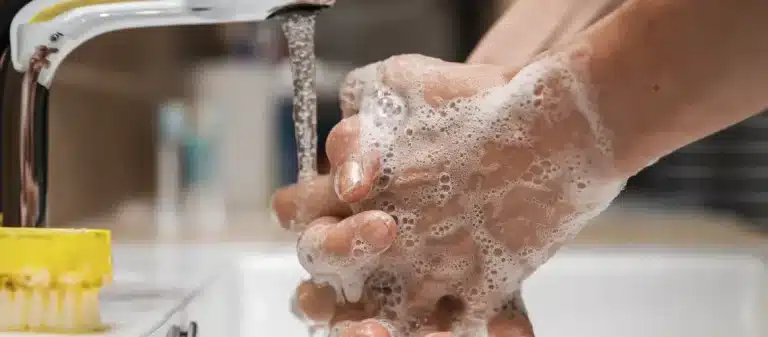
[554,0,768,178]
[542,10,664,178]
[500,50,624,183]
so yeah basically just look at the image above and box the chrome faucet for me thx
[0,0,335,227]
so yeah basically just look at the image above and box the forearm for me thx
[468,0,623,67]
[468,0,573,66]
[557,0,768,176]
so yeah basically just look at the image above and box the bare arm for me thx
[540,0,768,176]
[468,0,624,67]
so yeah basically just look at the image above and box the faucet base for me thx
[0,49,48,228]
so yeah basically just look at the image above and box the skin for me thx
[326,53,618,335]
[277,2,621,335]
[274,0,768,335]
[569,0,768,176]
[276,2,616,335]
[467,0,625,67]
[278,57,556,337]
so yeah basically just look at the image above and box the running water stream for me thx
[281,11,321,235]
[281,12,336,336]
[281,11,320,183]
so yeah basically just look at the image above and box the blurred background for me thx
[43,0,766,244]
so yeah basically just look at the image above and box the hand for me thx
[272,178,533,337]
[324,53,626,335]
[272,173,397,300]
[271,175,397,330]
[292,279,534,337]
[274,51,627,336]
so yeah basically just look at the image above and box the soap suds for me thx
[302,48,626,336]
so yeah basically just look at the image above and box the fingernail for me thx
[361,215,395,251]
[269,193,290,228]
[335,160,363,200]
[269,194,280,223]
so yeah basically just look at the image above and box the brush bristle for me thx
[0,286,103,332]
[0,228,112,333]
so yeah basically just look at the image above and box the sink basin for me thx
[225,246,766,337]
[522,248,766,337]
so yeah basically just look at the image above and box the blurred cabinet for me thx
[47,27,192,225]
[315,0,461,64]
[314,0,499,65]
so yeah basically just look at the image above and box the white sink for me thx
[522,248,766,337]
[221,246,766,337]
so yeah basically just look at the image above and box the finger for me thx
[420,316,534,337]
[340,62,382,118]
[300,211,396,259]
[379,55,508,107]
[487,314,535,337]
[326,116,361,169]
[292,280,338,324]
[326,116,381,202]
[271,175,351,231]
[296,212,394,303]
[486,293,534,337]
[338,319,394,337]
[298,212,395,301]
[330,302,374,326]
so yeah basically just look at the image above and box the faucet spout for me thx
[9,0,335,88]
[268,0,334,18]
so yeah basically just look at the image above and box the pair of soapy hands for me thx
[272,52,627,337]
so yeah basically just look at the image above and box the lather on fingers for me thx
[290,210,395,303]
[334,62,392,204]
[340,62,383,118]
[337,320,393,337]
[298,212,395,258]
[297,211,396,276]
[330,55,511,207]
[293,281,379,326]
[289,211,396,327]
[331,314,534,337]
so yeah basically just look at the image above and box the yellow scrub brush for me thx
[0,228,112,333]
